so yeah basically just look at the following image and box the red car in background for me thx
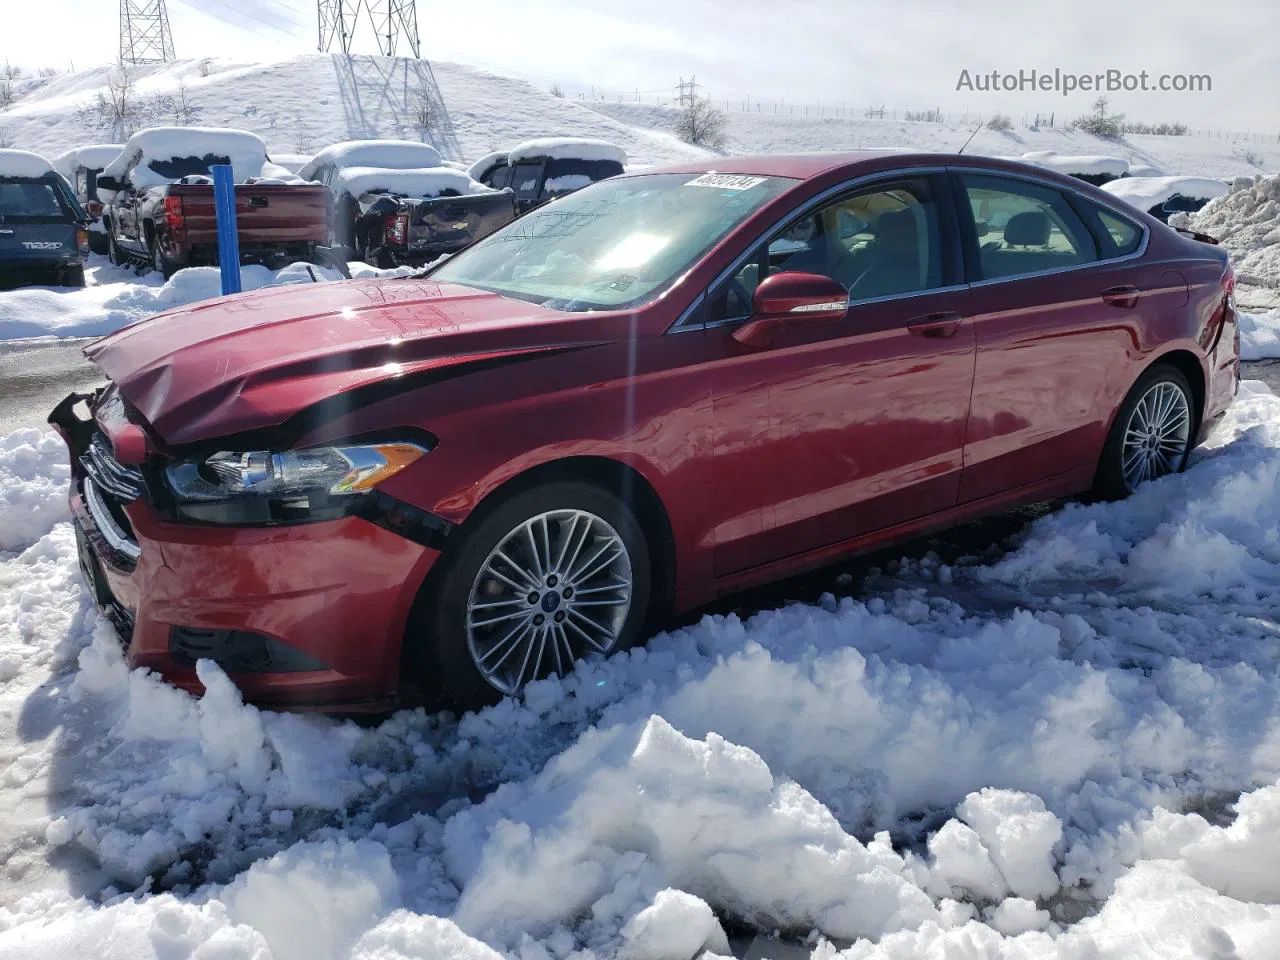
[52,151,1239,712]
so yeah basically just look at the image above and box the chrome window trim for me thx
[949,166,1151,286]
[84,477,142,561]
[668,162,1154,332]
[668,166,952,333]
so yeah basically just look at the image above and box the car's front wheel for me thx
[410,480,652,707]
[1095,364,1195,499]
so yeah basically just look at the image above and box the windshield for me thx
[431,172,796,311]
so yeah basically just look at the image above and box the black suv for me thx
[0,157,90,288]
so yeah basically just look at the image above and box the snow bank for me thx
[1102,175,1229,213]
[1240,309,1280,360]
[507,137,627,165]
[0,429,69,553]
[1191,174,1280,301]
[467,150,508,181]
[1013,151,1129,177]
[336,165,492,200]
[51,144,123,180]
[299,140,443,180]
[102,126,272,190]
[0,148,55,179]
[0,260,343,340]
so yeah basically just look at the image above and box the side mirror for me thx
[95,174,124,192]
[732,271,848,347]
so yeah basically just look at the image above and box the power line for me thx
[172,0,303,36]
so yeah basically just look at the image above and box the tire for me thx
[150,238,177,280]
[61,265,86,288]
[408,480,653,708]
[1093,364,1196,500]
[106,232,123,266]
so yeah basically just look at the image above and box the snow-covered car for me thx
[1102,175,1230,223]
[469,138,627,213]
[999,151,1130,187]
[95,127,330,278]
[0,148,90,288]
[301,140,515,267]
[52,143,122,254]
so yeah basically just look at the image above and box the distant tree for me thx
[676,96,728,150]
[0,77,12,109]
[198,58,214,78]
[905,107,945,123]
[0,127,11,149]
[1073,96,1125,138]
[170,80,196,124]
[986,113,1014,132]
[95,64,142,140]
[550,83,565,98]
[411,85,435,141]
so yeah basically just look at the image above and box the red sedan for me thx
[51,152,1239,711]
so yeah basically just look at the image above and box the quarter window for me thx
[1096,208,1143,256]
[707,177,945,322]
[511,161,544,201]
[961,175,1098,281]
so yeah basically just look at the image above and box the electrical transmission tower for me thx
[674,76,700,108]
[317,1,421,58]
[119,0,175,65]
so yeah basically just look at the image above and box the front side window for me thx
[962,175,1098,280]
[484,165,511,190]
[708,177,945,322]
[431,172,795,312]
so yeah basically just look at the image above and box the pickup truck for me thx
[301,140,515,268]
[0,149,90,288]
[96,127,330,279]
[469,138,627,214]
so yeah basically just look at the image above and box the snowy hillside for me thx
[3,53,1279,179]
[0,54,708,168]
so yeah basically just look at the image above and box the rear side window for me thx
[483,165,511,190]
[511,161,544,201]
[961,175,1098,281]
[0,181,65,219]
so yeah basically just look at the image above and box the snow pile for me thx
[1240,309,1280,360]
[336,166,493,200]
[101,126,276,191]
[1010,151,1130,178]
[1102,175,1229,213]
[0,149,55,179]
[0,260,345,340]
[299,140,444,180]
[0,381,1278,955]
[1191,174,1280,303]
[268,152,313,175]
[507,137,627,165]
[0,429,70,553]
[51,144,123,181]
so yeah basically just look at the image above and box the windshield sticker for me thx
[684,173,767,191]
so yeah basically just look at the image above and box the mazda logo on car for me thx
[22,241,63,250]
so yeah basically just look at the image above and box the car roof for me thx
[628,151,1099,188]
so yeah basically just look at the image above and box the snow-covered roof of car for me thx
[104,127,278,188]
[51,144,123,180]
[1009,151,1130,178]
[299,140,443,180]
[0,149,56,179]
[467,150,509,181]
[335,165,494,200]
[267,152,313,175]
[1102,175,1230,211]
[506,138,627,166]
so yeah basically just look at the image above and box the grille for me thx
[81,432,145,502]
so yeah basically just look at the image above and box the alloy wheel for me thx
[465,509,633,696]
[1121,380,1191,491]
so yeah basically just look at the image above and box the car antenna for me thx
[957,121,985,155]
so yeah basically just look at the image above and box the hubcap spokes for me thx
[1121,381,1191,492]
[466,509,633,696]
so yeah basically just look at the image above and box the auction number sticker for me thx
[684,173,767,190]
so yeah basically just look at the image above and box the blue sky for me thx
[4,0,1277,130]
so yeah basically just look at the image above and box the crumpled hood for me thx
[85,277,590,446]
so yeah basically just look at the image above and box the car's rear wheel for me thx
[150,238,177,280]
[1095,364,1195,499]
[409,481,651,707]
[60,265,86,288]
[106,232,123,266]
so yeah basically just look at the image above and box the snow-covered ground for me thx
[0,377,1278,958]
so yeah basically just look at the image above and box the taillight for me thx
[164,195,185,230]
[384,213,409,246]
[76,229,89,253]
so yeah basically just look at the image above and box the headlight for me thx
[165,442,429,525]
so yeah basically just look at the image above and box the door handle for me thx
[1102,285,1141,308]
[907,311,963,338]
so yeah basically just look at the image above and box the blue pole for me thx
[211,164,241,296]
